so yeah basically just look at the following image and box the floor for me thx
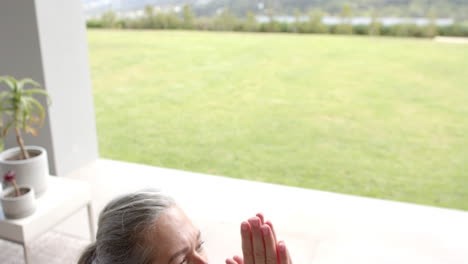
[4,158,468,263]
[434,36,468,44]
[0,231,88,264]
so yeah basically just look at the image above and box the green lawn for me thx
[88,30,468,210]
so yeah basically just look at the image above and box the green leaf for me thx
[20,78,40,87]
[2,121,15,136]
[0,91,11,99]
[0,77,47,137]
[25,88,47,95]
[25,89,51,105]
[28,98,46,125]
[0,76,15,90]
[9,76,18,91]
[19,97,30,113]
[17,78,40,91]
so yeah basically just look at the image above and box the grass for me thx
[87,30,468,211]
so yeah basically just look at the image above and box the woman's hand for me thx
[226,213,293,264]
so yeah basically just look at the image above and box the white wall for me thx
[0,0,99,176]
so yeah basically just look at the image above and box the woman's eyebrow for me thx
[168,247,189,264]
[167,231,202,264]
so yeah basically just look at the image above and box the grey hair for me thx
[78,189,176,264]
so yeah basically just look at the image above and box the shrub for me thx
[335,24,353,35]
[86,19,103,28]
[438,24,468,37]
[353,25,369,35]
[101,11,119,28]
[84,9,468,38]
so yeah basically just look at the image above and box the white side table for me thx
[0,176,95,264]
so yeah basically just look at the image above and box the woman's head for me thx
[78,189,208,264]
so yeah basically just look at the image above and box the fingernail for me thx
[262,226,269,236]
[279,241,286,252]
[241,222,248,231]
[249,217,259,227]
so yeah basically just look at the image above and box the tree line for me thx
[193,0,468,21]
[86,5,468,38]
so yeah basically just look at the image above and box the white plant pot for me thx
[0,186,36,219]
[0,146,49,197]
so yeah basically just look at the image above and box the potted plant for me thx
[0,170,36,219]
[0,76,50,197]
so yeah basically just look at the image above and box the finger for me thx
[262,225,277,264]
[234,255,244,264]
[265,221,278,244]
[256,213,265,225]
[241,221,255,264]
[248,217,266,264]
[226,258,237,264]
[278,241,292,264]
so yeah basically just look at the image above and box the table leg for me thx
[23,243,30,264]
[87,203,96,242]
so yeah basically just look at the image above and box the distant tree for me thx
[392,24,408,37]
[443,23,468,37]
[265,9,281,32]
[87,19,103,28]
[213,9,238,31]
[243,11,259,32]
[308,9,327,34]
[353,25,369,35]
[336,3,353,35]
[192,0,468,22]
[83,1,468,38]
[342,3,352,21]
[152,12,182,29]
[194,17,213,31]
[142,5,155,28]
[182,4,195,29]
[423,8,437,38]
[154,13,168,29]
[369,10,381,36]
[293,8,301,33]
[166,12,183,29]
[101,11,118,28]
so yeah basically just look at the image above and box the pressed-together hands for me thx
[226,213,293,264]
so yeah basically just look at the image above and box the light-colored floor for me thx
[48,159,468,263]
[434,36,468,44]
[0,231,88,264]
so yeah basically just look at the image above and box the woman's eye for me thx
[196,241,205,251]
[179,258,188,264]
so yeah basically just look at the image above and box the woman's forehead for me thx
[157,206,196,231]
[152,206,200,257]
